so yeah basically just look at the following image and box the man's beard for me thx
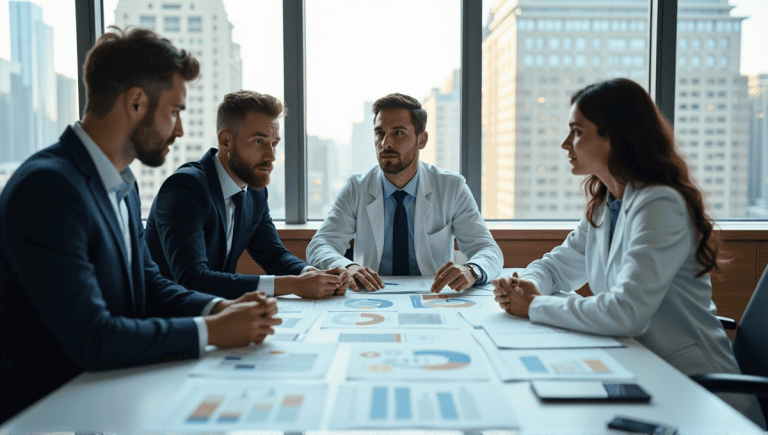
[229,143,271,189]
[378,149,416,175]
[129,110,169,168]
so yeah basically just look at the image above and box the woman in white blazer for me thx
[493,78,764,425]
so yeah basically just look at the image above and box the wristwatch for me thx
[464,263,482,283]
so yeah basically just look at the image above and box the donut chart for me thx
[344,299,394,309]
[331,313,386,326]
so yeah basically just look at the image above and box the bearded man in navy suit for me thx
[0,28,282,424]
[145,90,348,300]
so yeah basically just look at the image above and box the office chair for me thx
[691,264,768,427]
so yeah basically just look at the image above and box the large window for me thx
[103,0,284,219]
[480,0,650,219]
[2,1,767,223]
[305,0,461,219]
[0,0,78,193]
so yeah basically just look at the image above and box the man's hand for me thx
[492,272,542,318]
[346,264,385,292]
[275,269,347,299]
[431,261,476,293]
[205,291,282,349]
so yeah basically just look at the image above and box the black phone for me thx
[607,416,678,434]
[531,381,652,402]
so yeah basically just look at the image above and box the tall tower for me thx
[423,68,461,175]
[114,0,243,218]
[350,100,378,174]
[747,74,768,216]
[482,0,748,219]
[9,1,57,160]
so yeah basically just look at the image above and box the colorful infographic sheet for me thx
[312,294,406,311]
[346,344,490,381]
[408,294,494,311]
[144,378,327,432]
[328,383,519,430]
[337,331,472,344]
[320,311,460,329]
[484,344,635,381]
[274,310,321,333]
[190,342,337,379]
[461,311,623,348]
[275,297,316,312]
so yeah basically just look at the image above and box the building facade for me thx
[115,0,243,218]
[482,0,749,219]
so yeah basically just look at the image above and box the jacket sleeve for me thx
[151,172,261,299]
[451,179,504,281]
[519,215,591,294]
[245,190,310,276]
[306,177,358,269]
[528,189,695,337]
[2,170,205,369]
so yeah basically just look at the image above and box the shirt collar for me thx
[382,165,420,199]
[71,121,136,198]
[214,150,247,200]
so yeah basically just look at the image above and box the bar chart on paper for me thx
[190,342,337,379]
[346,344,490,381]
[492,348,635,381]
[144,378,327,431]
[329,383,518,430]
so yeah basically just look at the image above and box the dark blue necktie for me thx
[392,190,409,276]
[227,190,246,267]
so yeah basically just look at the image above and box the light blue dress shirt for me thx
[378,169,421,276]
[71,122,214,355]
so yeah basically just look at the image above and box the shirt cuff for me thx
[302,265,316,274]
[476,266,487,285]
[193,316,209,356]
[256,275,275,297]
[202,297,225,316]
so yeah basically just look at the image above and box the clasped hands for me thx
[345,261,478,293]
[492,271,542,318]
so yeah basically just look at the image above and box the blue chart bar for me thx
[370,387,388,420]
[395,387,411,419]
[437,392,458,420]
[521,355,548,373]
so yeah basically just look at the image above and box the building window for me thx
[164,16,180,32]
[188,16,202,33]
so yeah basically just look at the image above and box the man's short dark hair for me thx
[216,90,285,139]
[372,93,427,134]
[83,26,200,118]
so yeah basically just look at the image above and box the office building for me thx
[56,73,77,136]
[9,1,58,163]
[114,0,243,218]
[482,0,749,219]
[422,68,461,175]
[747,74,768,216]
[307,135,342,218]
[349,100,378,174]
[0,58,22,166]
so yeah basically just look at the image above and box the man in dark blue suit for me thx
[0,28,281,423]
[145,90,348,299]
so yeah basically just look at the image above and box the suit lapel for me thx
[227,189,255,272]
[202,150,229,257]
[125,189,142,316]
[62,129,134,298]
[595,200,610,269]
[366,172,385,267]
[414,163,433,273]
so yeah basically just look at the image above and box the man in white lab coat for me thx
[307,93,502,293]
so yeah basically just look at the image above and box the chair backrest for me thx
[733,263,768,414]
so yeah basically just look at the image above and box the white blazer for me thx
[307,161,503,279]
[522,183,740,377]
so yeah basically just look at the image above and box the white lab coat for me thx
[522,184,766,426]
[523,183,740,377]
[307,161,503,279]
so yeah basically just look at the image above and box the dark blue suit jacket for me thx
[0,127,216,423]
[144,148,309,299]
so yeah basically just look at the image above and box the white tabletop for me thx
[2,279,763,434]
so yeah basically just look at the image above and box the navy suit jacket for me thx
[144,148,309,299]
[0,127,216,423]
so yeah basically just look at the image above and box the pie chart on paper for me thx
[331,312,387,326]
[343,299,394,310]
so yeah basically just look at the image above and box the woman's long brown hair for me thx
[573,78,717,277]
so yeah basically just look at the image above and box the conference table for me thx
[2,271,763,434]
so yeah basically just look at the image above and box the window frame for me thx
[77,0,757,224]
